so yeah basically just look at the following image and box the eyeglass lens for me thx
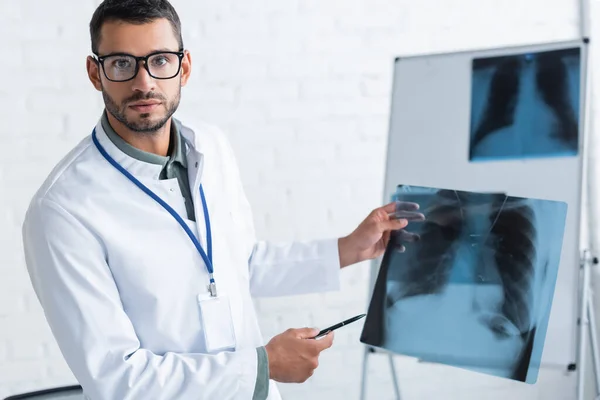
[103,53,181,81]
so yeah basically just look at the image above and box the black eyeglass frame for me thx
[92,49,185,82]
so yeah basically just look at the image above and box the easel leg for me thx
[587,293,600,398]
[388,354,402,399]
[360,348,402,400]
[577,251,600,400]
[360,347,369,400]
[577,252,590,400]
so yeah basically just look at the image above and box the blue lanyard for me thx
[91,128,217,296]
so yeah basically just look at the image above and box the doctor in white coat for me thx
[21,1,422,399]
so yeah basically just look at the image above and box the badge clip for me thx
[208,282,218,297]
[207,273,218,297]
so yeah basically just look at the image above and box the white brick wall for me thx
[1,0,599,398]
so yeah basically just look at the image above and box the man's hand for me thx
[338,201,425,268]
[265,328,334,383]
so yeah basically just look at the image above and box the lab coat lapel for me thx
[188,150,207,249]
[180,124,207,252]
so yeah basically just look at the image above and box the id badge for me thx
[197,293,237,352]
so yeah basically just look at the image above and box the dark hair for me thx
[89,0,184,54]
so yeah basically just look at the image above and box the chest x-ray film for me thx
[469,46,580,162]
[360,185,568,384]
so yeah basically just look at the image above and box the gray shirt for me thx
[101,112,269,399]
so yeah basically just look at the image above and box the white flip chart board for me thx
[368,39,586,369]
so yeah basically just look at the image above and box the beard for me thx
[102,82,181,134]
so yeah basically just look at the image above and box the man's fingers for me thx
[395,230,420,242]
[382,201,420,213]
[313,331,334,351]
[381,202,425,221]
[391,229,420,253]
[395,201,420,211]
[394,210,426,221]
[295,327,320,339]
[381,218,408,231]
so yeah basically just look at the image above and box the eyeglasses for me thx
[93,50,185,82]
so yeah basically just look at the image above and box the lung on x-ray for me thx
[469,47,581,162]
[360,185,568,384]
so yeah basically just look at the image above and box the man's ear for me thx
[180,50,192,87]
[86,56,103,91]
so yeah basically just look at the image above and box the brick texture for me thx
[1,0,598,399]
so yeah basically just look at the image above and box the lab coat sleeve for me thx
[216,129,342,298]
[247,238,342,297]
[22,198,258,400]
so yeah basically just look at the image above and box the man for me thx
[21,1,420,399]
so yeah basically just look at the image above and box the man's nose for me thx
[131,62,156,92]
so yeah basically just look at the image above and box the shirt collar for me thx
[100,110,188,171]
[92,118,175,181]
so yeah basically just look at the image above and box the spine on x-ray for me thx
[394,189,465,301]
[487,197,537,335]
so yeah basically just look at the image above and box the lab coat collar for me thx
[176,118,205,190]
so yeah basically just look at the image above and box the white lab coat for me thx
[22,117,341,400]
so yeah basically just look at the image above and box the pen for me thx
[312,313,367,339]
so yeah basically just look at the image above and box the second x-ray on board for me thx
[469,47,580,162]
[360,185,568,384]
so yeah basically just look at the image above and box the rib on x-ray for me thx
[360,185,568,384]
[468,47,580,161]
